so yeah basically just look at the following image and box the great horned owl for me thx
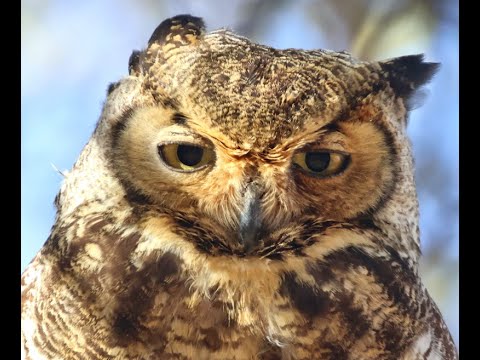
[21,15,457,360]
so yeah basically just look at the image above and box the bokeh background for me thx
[21,0,459,346]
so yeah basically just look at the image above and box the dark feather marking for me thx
[244,57,268,86]
[258,346,283,359]
[107,81,120,96]
[172,112,189,125]
[307,261,336,284]
[128,50,142,75]
[111,107,136,148]
[324,246,416,309]
[378,321,408,355]
[423,341,433,358]
[53,192,61,210]
[324,343,349,360]
[303,245,426,356]
[47,217,183,350]
[87,216,111,233]
[34,316,55,354]
[124,185,153,207]
[350,216,378,230]
[200,328,222,351]
[282,261,372,342]
[264,252,284,261]
[160,96,181,110]
[112,313,141,343]
[280,272,331,317]
[169,212,365,259]
[336,292,370,340]
[110,251,182,347]
[259,220,344,258]
[350,117,399,218]
[171,215,236,256]
[419,301,427,319]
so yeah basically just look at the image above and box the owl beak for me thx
[238,182,262,251]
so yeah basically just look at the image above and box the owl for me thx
[21,14,457,360]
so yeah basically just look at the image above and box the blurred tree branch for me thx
[305,0,453,59]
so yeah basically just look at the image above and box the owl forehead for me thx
[146,32,385,147]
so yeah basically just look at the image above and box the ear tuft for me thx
[128,15,206,76]
[147,14,206,47]
[380,54,440,102]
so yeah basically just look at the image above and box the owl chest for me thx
[109,275,285,359]
[116,260,418,360]
[125,268,318,359]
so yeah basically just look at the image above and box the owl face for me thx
[105,16,437,258]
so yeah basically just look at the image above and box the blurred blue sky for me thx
[21,0,458,345]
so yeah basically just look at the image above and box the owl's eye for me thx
[158,143,215,171]
[293,150,349,177]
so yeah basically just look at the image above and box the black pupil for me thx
[177,145,204,166]
[305,152,330,172]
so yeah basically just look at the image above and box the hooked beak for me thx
[238,182,262,251]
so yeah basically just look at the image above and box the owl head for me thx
[59,15,438,266]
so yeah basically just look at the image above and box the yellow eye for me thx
[292,150,349,177]
[158,143,215,172]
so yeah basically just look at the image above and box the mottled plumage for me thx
[22,15,457,359]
